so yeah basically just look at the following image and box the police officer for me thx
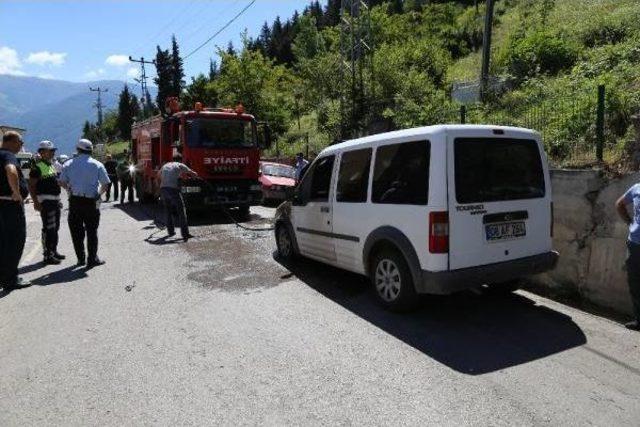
[0,131,31,290]
[29,140,65,265]
[103,154,118,202]
[59,139,110,267]
[117,150,134,204]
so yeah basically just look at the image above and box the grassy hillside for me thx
[255,0,640,165]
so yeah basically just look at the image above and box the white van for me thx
[274,125,558,311]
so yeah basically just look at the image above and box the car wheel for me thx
[485,279,521,295]
[371,248,418,312]
[276,224,296,261]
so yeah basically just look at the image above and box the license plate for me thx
[485,221,526,241]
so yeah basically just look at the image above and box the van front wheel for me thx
[276,224,296,262]
[371,249,418,312]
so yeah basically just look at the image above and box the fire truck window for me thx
[187,119,254,148]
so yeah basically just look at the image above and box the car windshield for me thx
[262,164,296,179]
[186,118,255,148]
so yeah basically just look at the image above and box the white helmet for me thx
[77,138,93,152]
[38,140,56,151]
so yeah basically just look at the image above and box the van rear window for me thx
[455,138,545,204]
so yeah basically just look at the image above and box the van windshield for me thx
[455,138,545,204]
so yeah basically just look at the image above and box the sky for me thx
[0,0,305,83]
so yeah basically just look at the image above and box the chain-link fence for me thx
[425,85,618,167]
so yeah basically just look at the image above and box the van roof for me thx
[320,124,540,156]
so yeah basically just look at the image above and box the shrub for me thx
[505,30,579,81]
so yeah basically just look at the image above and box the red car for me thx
[259,161,296,202]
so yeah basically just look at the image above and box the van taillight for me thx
[429,211,449,254]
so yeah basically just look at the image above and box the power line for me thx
[184,0,257,60]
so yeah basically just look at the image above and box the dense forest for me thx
[94,0,640,165]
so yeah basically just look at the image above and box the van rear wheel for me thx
[370,249,418,312]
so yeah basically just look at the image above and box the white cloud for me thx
[26,51,67,66]
[126,67,140,78]
[0,46,24,75]
[85,68,106,79]
[38,73,55,79]
[105,54,129,67]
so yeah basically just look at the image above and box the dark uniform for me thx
[103,158,119,202]
[0,148,29,288]
[117,160,134,204]
[30,159,63,263]
[59,146,110,266]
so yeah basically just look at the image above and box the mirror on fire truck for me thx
[257,122,272,150]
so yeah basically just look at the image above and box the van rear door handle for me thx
[320,206,330,213]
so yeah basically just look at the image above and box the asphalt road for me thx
[1,200,639,426]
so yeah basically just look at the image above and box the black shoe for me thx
[183,233,195,242]
[167,231,176,237]
[87,258,105,268]
[624,320,640,331]
[4,277,32,290]
[44,256,61,265]
[77,258,86,266]
[53,252,66,260]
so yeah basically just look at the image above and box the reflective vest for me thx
[33,160,61,200]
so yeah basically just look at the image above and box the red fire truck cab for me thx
[131,102,271,214]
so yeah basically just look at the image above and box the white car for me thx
[274,125,558,311]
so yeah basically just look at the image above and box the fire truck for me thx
[131,99,271,215]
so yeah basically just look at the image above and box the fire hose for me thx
[138,174,275,234]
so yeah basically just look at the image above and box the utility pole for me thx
[89,86,108,128]
[480,0,495,103]
[340,0,373,141]
[129,56,156,116]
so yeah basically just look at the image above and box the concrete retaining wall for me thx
[532,169,640,316]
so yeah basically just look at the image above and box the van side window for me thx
[336,148,372,203]
[309,155,335,202]
[372,140,430,205]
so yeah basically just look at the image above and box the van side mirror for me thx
[257,122,272,150]
[291,191,303,206]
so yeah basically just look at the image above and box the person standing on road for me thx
[117,150,134,204]
[103,154,119,202]
[294,152,309,181]
[616,183,640,331]
[158,154,197,241]
[59,139,110,268]
[0,131,31,290]
[28,141,66,265]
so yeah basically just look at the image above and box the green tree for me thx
[102,110,119,142]
[130,93,141,122]
[154,46,173,112]
[171,34,185,97]
[117,85,134,140]
[182,73,218,109]
[82,120,92,139]
[211,44,294,136]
